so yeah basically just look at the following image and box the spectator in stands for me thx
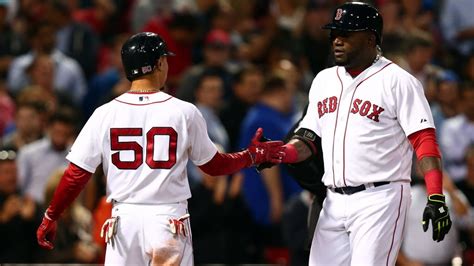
[0,79,15,136]
[193,70,229,150]
[440,0,474,57]
[45,0,99,80]
[7,21,87,103]
[187,70,229,187]
[72,0,118,38]
[399,32,443,104]
[300,1,331,76]
[177,29,236,102]
[220,65,264,150]
[83,34,128,119]
[17,108,76,204]
[431,70,461,139]
[440,82,474,184]
[0,0,28,79]
[0,146,42,263]
[238,75,301,263]
[142,12,199,92]
[2,101,46,150]
[462,53,474,82]
[186,70,256,264]
[18,54,76,114]
[399,0,435,34]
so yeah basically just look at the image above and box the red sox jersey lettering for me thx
[299,57,435,188]
[318,96,338,118]
[318,97,385,122]
[350,98,385,122]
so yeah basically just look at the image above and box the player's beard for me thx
[333,48,368,70]
[333,51,351,67]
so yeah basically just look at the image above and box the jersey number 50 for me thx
[110,127,177,170]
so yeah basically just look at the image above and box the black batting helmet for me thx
[121,32,175,81]
[323,2,383,45]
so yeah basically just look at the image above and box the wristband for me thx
[282,143,298,163]
[424,169,443,195]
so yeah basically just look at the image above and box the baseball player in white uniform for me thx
[275,2,452,265]
[36,32,285,265]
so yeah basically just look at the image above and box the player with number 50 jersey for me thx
[36,32,285,266]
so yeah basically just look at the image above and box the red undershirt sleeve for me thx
[46,163,93,221]
[408,128,443,195]
[198,151,253,176]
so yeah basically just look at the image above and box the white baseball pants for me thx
[310,182,411,266]
[104,201,193,266]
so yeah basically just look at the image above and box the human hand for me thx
[0,195,22,222]
[20,196,36,220]
[37,214,57,249]
[246,128,285,166]
[422,194,452,242]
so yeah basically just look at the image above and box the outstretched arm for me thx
[199,128,285,176]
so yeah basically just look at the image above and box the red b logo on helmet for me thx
[335,9,343,20]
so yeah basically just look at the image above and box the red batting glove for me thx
[247,128,285,165]
[37,213,57,250]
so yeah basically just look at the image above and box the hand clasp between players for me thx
[246,128,285,166]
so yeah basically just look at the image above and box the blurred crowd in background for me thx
[1,0,474,265]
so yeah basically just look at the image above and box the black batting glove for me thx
[422,194,452,242]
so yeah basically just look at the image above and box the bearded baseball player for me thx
[36,32,285,265]
[276,2,452,265]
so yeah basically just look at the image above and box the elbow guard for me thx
[291,128,319,156]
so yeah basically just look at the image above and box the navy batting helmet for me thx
[323,2,383,44]
[121,32,175,81]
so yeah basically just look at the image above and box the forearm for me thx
[261,166,283,221]
[261,166,283,203]
[46,163,92,220]
[409,128,443,195]
[198,151,253,176]
[417,156,442,174]
[286,139,313,162]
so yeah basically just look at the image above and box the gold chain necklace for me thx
[129,89,159,93]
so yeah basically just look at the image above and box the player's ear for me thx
[156,57,163,71]
[368,33,376,46]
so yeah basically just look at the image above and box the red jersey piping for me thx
[114,96,173,106]
[332,67,345,188]
[341,62,392,186]
[386,184,404,266]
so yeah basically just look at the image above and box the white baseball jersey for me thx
[66,91,218,204]
[299,56,435,188]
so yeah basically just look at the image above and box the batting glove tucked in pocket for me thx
[101,216,119,246]
[169,214,190,237]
